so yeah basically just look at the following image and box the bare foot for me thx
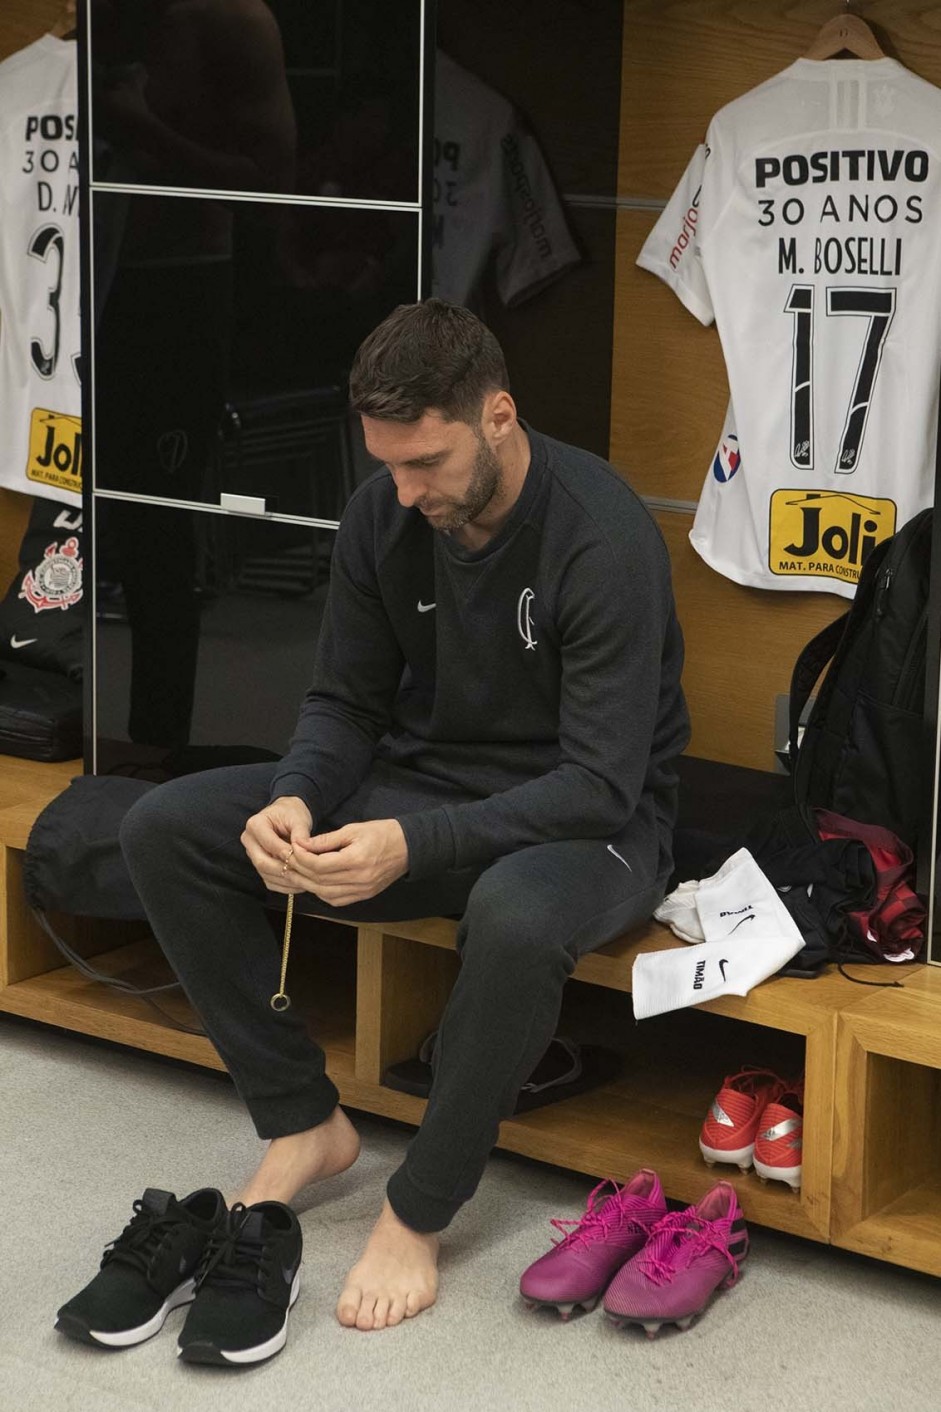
[336,1198,439,1331]
[232,1105,361,1207]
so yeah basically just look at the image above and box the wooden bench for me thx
[2,755,940,1275]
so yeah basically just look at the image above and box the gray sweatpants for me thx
[120,759,673,1232]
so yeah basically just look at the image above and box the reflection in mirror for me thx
[85,0,428,779]
[89,0,422,202]
[433,1,623,456]
[90,0,297,193]
[431,49,580,311]
[94,500,335,770]
[271,0,422,204]
[92,191,419,516]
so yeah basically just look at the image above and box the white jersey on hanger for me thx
[432,51,580,309]
[638,58,941,597]
[0,34,81,504]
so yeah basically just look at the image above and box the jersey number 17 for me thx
[785,284,895,474]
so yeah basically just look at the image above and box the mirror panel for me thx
[92,190,418,517]
[93,499,335,770]
[433,0,623,457]
[89,0,423,203]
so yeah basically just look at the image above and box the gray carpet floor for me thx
[3,1015,939,1412]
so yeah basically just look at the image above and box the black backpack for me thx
[788,508,933,853]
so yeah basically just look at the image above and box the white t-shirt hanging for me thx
[432,51,580,309]
[638,58,941,597]
[0,34,81,504]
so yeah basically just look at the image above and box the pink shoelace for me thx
[549,1179,649,1250]
[638,1212,742,1287]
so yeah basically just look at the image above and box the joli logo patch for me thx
[27,408,82,494]
[769,489,897,586]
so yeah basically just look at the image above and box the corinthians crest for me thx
[19,537,83,613]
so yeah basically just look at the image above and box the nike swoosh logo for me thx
[606,844,633,871]
[10,636,37,649]
[726,914,755,936]
[718,958,729,981]
[417,600,436,613]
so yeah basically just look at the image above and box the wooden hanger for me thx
[804,10,885,61]
[50,2,77,40]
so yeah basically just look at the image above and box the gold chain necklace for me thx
[270,892,294,1011]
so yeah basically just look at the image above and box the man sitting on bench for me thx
[120,298,690,1332]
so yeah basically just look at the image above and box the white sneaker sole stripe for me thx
[178,1270,301,1364]
[89,1277,196,1346]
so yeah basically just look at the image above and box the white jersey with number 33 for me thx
[0,34,81,505]
[639,58,941,597]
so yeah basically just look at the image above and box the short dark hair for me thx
[348,299,509,425]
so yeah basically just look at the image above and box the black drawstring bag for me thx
[23,774,203,1033]
[23,744,280,914]
[0,660,82,761]
[24,774,154,919]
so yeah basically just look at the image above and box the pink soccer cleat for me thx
[519,1170,667,1320]
[603,1181,748,1337]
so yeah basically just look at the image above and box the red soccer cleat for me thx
[753,1078,804,1192]
[699,1067,787,1173]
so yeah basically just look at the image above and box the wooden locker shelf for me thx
[831,982,941,1275]
[3,755,940,1273]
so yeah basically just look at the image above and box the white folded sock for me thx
[634,848,805,1019]
[654,878,705,943]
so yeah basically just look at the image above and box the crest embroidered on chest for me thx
[19,537,83,612]
[517,587,537,650]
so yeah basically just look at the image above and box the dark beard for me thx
[429,436,502,533]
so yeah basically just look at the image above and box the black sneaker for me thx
[177,1201,302,1366]
[56,1187,227,1348]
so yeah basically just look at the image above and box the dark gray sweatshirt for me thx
[269,426,690,879]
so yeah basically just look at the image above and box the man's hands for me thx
[241,796,315,895]
[241,798,409,907]
[295,819,410,907]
